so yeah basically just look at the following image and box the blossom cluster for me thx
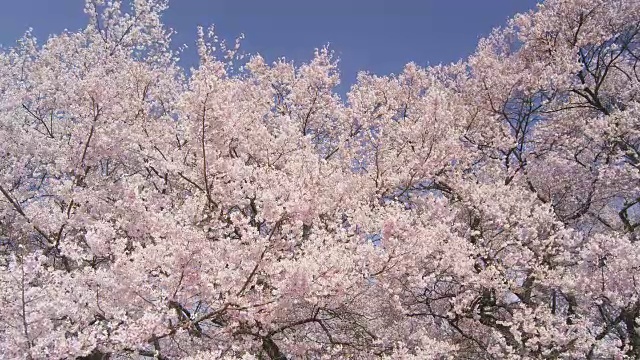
[1,0,639,358]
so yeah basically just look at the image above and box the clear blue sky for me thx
[0,0,539,93]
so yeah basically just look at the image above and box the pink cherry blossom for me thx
[1,0,640,358]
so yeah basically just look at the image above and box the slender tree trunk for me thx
[262,336,286,360]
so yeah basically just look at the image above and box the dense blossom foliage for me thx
[1,0,639,358]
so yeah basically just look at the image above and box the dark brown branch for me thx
[22,104,54,138]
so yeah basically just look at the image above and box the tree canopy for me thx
[1,0,639,358]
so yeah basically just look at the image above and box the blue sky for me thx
[0,0,539,93]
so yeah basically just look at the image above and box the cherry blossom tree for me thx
[1,0,639,358]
